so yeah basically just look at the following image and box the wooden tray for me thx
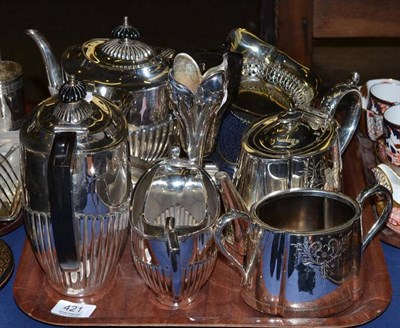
[0,212,23,236]
[12,133,392,327]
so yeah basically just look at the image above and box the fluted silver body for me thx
[25,206,129,296]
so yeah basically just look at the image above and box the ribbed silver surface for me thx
[129,116,174,162]
[24,206,129,296]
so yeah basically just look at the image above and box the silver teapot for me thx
[233,73,362,208]
[26,17,175,162]
[20,77,130,296]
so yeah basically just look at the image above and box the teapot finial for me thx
[111,16,140,40]
[348,71,360,87]
[58,76,87,103]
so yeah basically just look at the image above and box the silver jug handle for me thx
[48,131,79,271]
[318,72,362,154]
[214,211,263,285]
[356,183,393,252]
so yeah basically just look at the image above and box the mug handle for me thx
[214,211,263,285]
[356,183,393,252]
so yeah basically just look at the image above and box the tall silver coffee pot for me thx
[20,77,130,297]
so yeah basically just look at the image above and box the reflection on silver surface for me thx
[129,115,175,162]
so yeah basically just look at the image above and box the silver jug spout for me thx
[214,171,250,258]
[317,72,362,154]
[26,29,63,96]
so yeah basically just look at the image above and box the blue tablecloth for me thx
[0,225,399,327]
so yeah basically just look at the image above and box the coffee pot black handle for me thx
[48,131,79,271]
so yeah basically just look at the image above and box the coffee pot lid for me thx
[20,77,127,152]
[244,107,335,157]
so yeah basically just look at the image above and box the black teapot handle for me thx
[48,131,79,271]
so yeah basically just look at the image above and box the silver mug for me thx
[0,60,24,131]
[214,185,392,317]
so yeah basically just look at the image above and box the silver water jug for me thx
[20,77,130,297]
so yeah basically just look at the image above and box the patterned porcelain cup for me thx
[383,104,400,166]
[214,185,392,317]
[367,81,400,140]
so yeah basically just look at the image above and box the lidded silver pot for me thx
[26,17,175,162]
[234,73,362,208]
[20,77,130,297]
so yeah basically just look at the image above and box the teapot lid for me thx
[243,107,335,158]
[80,17,170,71]
[61,17,174,88]
[93,17,156,66]
[20,77,127,153]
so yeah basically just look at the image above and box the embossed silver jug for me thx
[20,77,130,297]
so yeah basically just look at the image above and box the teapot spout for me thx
[317,72,362,154]
[26,29,63,96]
